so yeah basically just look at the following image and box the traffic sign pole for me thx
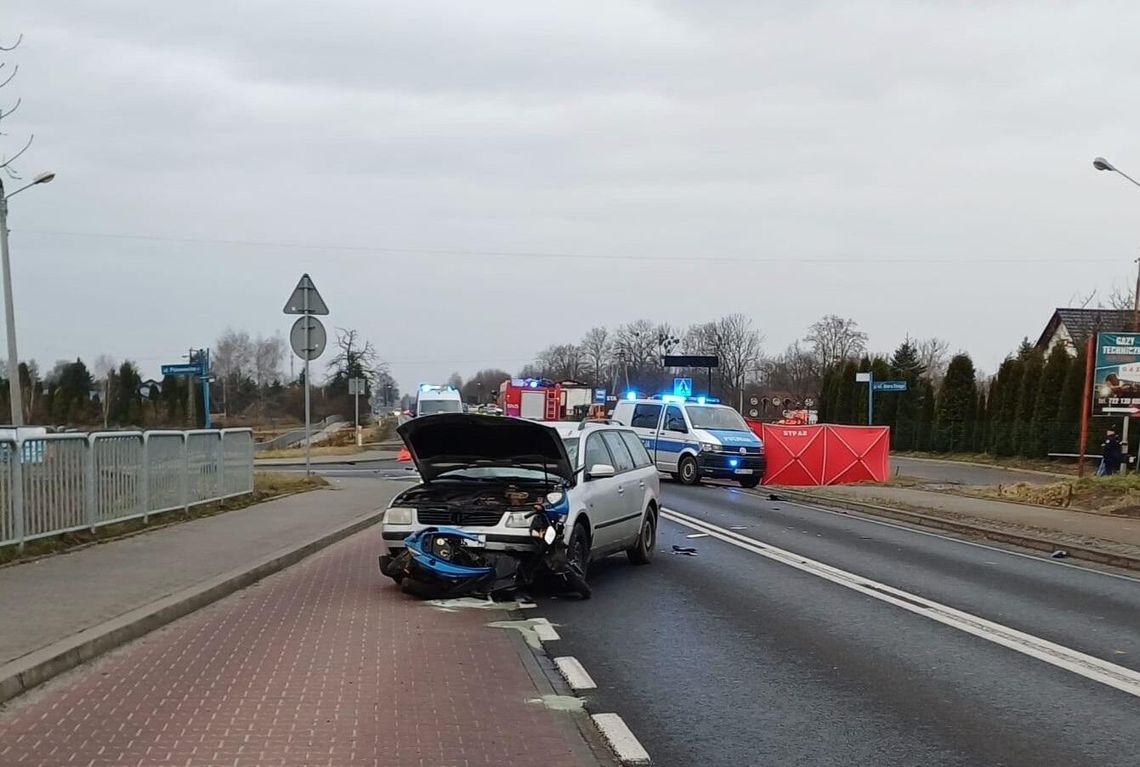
[303,286,311,477]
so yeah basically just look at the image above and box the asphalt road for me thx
[891,456,1062,486]
[537,482,1140,767]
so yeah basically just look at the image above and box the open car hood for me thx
[397,414,574,483]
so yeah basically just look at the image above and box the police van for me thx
[611,396,765,488]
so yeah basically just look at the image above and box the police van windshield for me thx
[418,400,463,416]
[686,406,749,431]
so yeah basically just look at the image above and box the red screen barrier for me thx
[755,422,890,486]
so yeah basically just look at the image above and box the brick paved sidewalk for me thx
[0,477,401,669]
[0,528,602,767]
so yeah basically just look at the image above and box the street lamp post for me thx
[1094,157,1140,331]
[1092,156,1140,473]
[0,171,55,427]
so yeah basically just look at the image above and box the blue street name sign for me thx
[161,363,203,377]
[872,380,908,392]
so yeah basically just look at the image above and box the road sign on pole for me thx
[284,274,330,476]
[289,316,327,361]
[673,378,693,397]
[872,380,908,392]
[283,273,329,316]
[349,377,366,446]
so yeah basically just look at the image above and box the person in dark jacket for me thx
[1103,430,1123,475]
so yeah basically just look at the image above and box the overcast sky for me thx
[5,1,1140,391]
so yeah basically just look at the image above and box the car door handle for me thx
[617,486,624,494]
[638,480,645,488]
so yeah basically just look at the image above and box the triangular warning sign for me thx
[283,273,329,315]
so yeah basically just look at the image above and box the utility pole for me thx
[186,347,195,427]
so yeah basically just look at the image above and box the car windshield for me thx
[686,406,749,431]
[418,400,463,415]
[562,437,580,466]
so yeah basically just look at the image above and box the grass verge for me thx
[962,475,1140,517]
[0,472,328,567]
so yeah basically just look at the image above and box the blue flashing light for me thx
[728,458,739,468]
[661,394,685,404]
[529,380,540,389]
[419,384,432,392]
[697,396,706,405]
[625,391,637,401]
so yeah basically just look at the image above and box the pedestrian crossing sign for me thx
[673,378,693,398]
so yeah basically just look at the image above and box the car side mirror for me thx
[586,463,616,480]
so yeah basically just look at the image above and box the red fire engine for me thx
[498,378,562,420]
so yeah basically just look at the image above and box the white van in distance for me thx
[415,385,463,417]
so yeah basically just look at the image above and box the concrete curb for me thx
[891,454,1071,479]
[778,489,1140,573]
[0,509,385,705]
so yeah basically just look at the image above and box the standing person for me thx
[1103,429,1123,475]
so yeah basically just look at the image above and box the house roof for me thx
[1036,308,1135,349]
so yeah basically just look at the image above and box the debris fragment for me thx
[730,526,748,530]
[768,493,782,501]
[1050,549,1069,559]
[686,533,710,539]
[671,545,698,556]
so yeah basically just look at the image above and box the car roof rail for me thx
[578,418,619,430]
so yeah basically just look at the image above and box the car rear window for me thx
[601,431,636,472]
[630,403,662,429]
[619,431,653,468]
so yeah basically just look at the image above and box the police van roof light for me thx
[625,391,637,400]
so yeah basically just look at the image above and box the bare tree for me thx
[213,329,253,416]
[460,368,511,404]
[805,315,868,369]
[769,341,820,398]
[916,337,951,383]
[1,33,34,180]
[447,371,464,390]
[580,327,611,385]
[535,343,585,381]
[253,334,285,386]
[713,313,765,401]
[328,328,377,384]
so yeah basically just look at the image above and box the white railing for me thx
[0,428,254,549]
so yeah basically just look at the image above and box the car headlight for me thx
[505,511,533,528]
[700,442,718,453]
[546,491,565,505]
[385,507,414,524]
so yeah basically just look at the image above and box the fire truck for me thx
[498,378,562,420]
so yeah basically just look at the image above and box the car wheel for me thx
[678,455,700,485]
[627,508,656,565]
[738,477,760,489]
[566,522,592,599]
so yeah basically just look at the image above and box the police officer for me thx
[1103,429,1123,475]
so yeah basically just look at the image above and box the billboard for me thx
[1093,332,1140,415]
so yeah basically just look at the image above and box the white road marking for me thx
[660,506,1140,699]
[554,656,597,690]
[487,617,560,649]
[533,618,561,643]
[591,713,651,765]
[736,487,1140,584]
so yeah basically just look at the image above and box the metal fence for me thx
[0,428,254,549]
